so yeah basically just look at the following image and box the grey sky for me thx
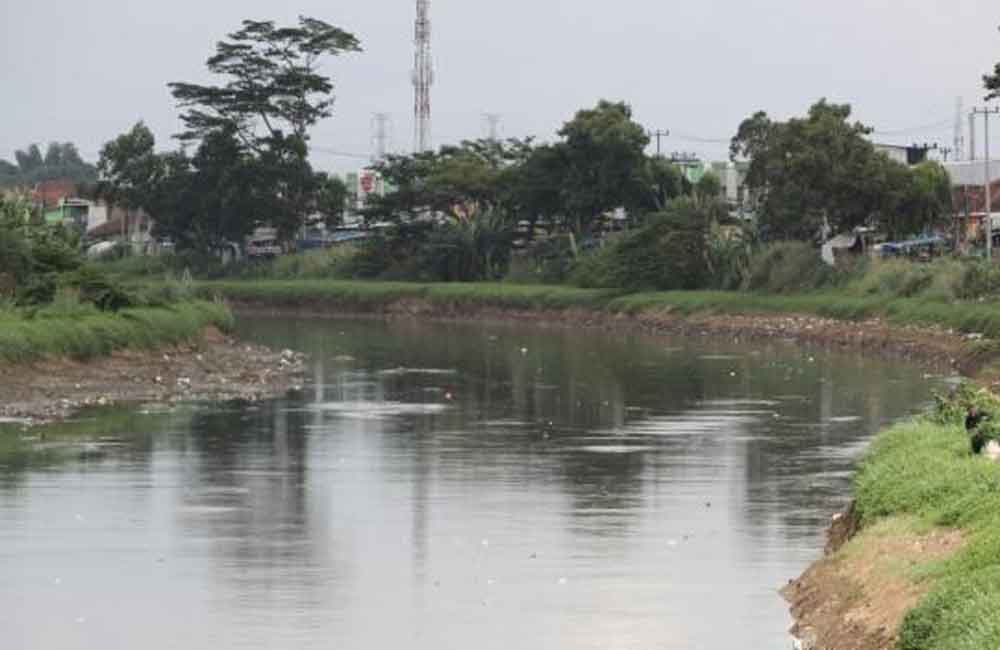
[2,0,998,174]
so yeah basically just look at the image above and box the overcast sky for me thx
[2,0,999,174]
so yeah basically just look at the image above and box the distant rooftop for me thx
[943,160,1000,186]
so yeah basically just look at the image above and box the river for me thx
[0,315,949,649]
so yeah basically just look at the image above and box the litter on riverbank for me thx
[0,326,306,424]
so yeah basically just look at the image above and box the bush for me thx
[958,261,1000,300]
[264,245,359,279]
[746,241,833,293]
[571,198,710,291]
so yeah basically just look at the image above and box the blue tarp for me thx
[880,236,946,253]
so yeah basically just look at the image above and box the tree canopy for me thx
[164,16,361,243]
[985,29,1000,100]
[730,99,950,240]
[169,17,361,147]
[555,100,650,234]
[0,142,97,188]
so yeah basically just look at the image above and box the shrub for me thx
[264,245,359,279]
[570,198,710,291]
[746,241,833,293]
[957,261,1000,300]
[65,267,136,312]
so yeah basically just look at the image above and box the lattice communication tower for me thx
[413,0,433,152]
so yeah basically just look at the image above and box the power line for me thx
[870,117,952,136]
[669,131,730,144]
[311,146,372,160]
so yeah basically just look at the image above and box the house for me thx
[31,179,78,209]
[85,206,158,254]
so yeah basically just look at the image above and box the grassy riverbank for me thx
[789,392,1000,650]
[192,279,1000,339]
[0,300,233,365]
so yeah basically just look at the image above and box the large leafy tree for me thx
[366,138,533,221]
[97,122,164,214]
[731,100,886,239]
[555,100,649,235]
[168,17,361,241]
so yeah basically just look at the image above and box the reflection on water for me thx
[0,317,948,649]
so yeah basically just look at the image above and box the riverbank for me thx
[194,280,1000,378]
[783,408,1000,649]
[0,301,306,423]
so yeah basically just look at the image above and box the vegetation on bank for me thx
[849,386,1000,648]
[0,191,234,365]
[0,300,232,365]
[188,274,1000,340]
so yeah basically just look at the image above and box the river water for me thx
[0,316,949,649]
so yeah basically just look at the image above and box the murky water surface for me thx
[0,316,949,649]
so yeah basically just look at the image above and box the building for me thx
[709,161,749,206]
[85,207,157,254]
[30,179,78,210]
[943,160,1000,246]
[873,143,931,166]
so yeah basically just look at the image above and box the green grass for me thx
[851,413,1000,649]
[191,279,1000,339]
[0,300,233,365]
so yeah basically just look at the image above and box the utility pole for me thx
[972,107,1000,261]
[649,129,670,156]
[970,112,977,161]
[371,113,391,161]
[954,97,965,161]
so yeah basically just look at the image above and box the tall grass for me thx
[196,279,1000,337]
[0,300,232,364]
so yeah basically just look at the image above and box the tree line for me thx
[29,16,996,280]
[0,142,97,189]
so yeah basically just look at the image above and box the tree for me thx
[1,142,96,188]
[97,122,163,215]
[168,17,361,242]
[731,100,885,239]
[313,172,349,228]
[903,161,953,237]
[695,172,722,203]
[15,145,43,175]
[985,28,1000,100]
[555,100,650,236]
[366,138,533,222]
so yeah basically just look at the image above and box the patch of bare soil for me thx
[0,328,306,425]
[782,510,963,650]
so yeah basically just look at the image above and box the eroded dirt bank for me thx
[782,507,964,650]
[0,326,306,425]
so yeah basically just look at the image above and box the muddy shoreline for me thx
[228,298,977,376]
[0,326,306,425]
